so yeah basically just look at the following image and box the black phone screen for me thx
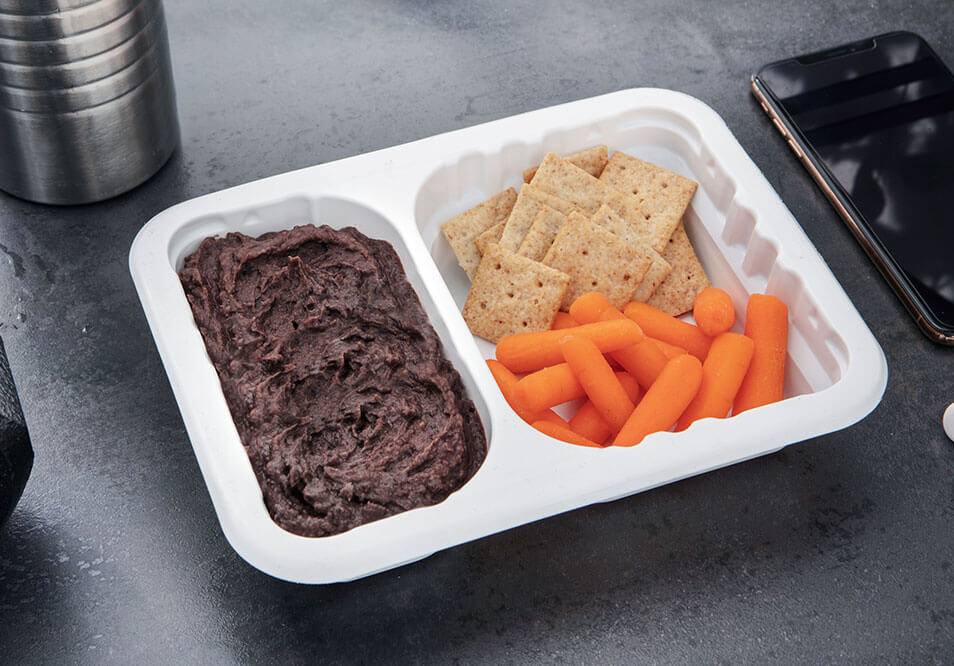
[756,32,954,330]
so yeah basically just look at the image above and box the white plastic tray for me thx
[129,88,887,584]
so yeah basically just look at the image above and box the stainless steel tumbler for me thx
[0,0,179,205]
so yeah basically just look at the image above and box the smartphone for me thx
[751,31,954,344]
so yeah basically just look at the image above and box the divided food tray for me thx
[129,88,887,584]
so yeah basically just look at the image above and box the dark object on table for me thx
[751,31,954,344]
[0,336,32,529]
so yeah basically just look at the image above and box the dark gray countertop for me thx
[2,1,953,663]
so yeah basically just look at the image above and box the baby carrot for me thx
[569,371,643,444]
[513,363,586,413]
[551,311,579,330]
[533,409,572,428]
[733,294,789,414]
[693,287,736,337]
[568,294,670,389]
[568,291,616,325]
[559,335,635,432]
[496,319,644,373]
[568,400,614,444]
[649,338,687,359]
[623,301,712,361]
[532,420,602,448]
[486,360,569,426]
[596,310,669,388]
[675,332,754,431]
[615,371,643,404]
[613,354,703,446]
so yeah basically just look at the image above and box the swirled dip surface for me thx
[179,224,486,537]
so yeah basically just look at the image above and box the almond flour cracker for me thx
[441,188,518,279]
[462,244,570,343]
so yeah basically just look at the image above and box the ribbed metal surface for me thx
[0,0,143,41]
[0,10,164,89]
[0,0,178,204]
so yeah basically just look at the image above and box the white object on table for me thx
[129,88,889,584]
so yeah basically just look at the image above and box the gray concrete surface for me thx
[1,1,952,663]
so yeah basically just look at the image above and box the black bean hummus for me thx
[179,224,486,537]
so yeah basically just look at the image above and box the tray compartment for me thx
[413,106,848,401]
[168,193,493,441]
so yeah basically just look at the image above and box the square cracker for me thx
[521,184,580,216]
[498,186,548,252]
[646,220,710,316]
[528,153,672,253]
[462,244,570,343]
[599,151,696,253]
[542,211,652,310]
[590,205,672,301]
[516,206,567,262]
[632,255,672,302]
[523,145,608,183]
[474,222,505,256]
[441,188,518,279]
[599,151,697,220]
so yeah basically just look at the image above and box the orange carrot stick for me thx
[568,291,616,325]
[513,363,586,413]
[559,335,635,432]
[733,294,788,414]
[675,332,754,431]
[486,360,569,426]
[568,294,669,389]
[569,372,642,443]
[649,337,687,359]
[532,420,602,448]
[693,287,736,337]
[615,371,643,404]
[551,311,579,330]
[594,310,670,388]
[533,409,572,427]
[496,319,644,373]
[623,301,712,360]
[568,400,613,444]
[613,354,703,446]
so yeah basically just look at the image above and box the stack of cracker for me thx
[441,146,709,343]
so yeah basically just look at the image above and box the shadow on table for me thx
[0,509,95,658]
